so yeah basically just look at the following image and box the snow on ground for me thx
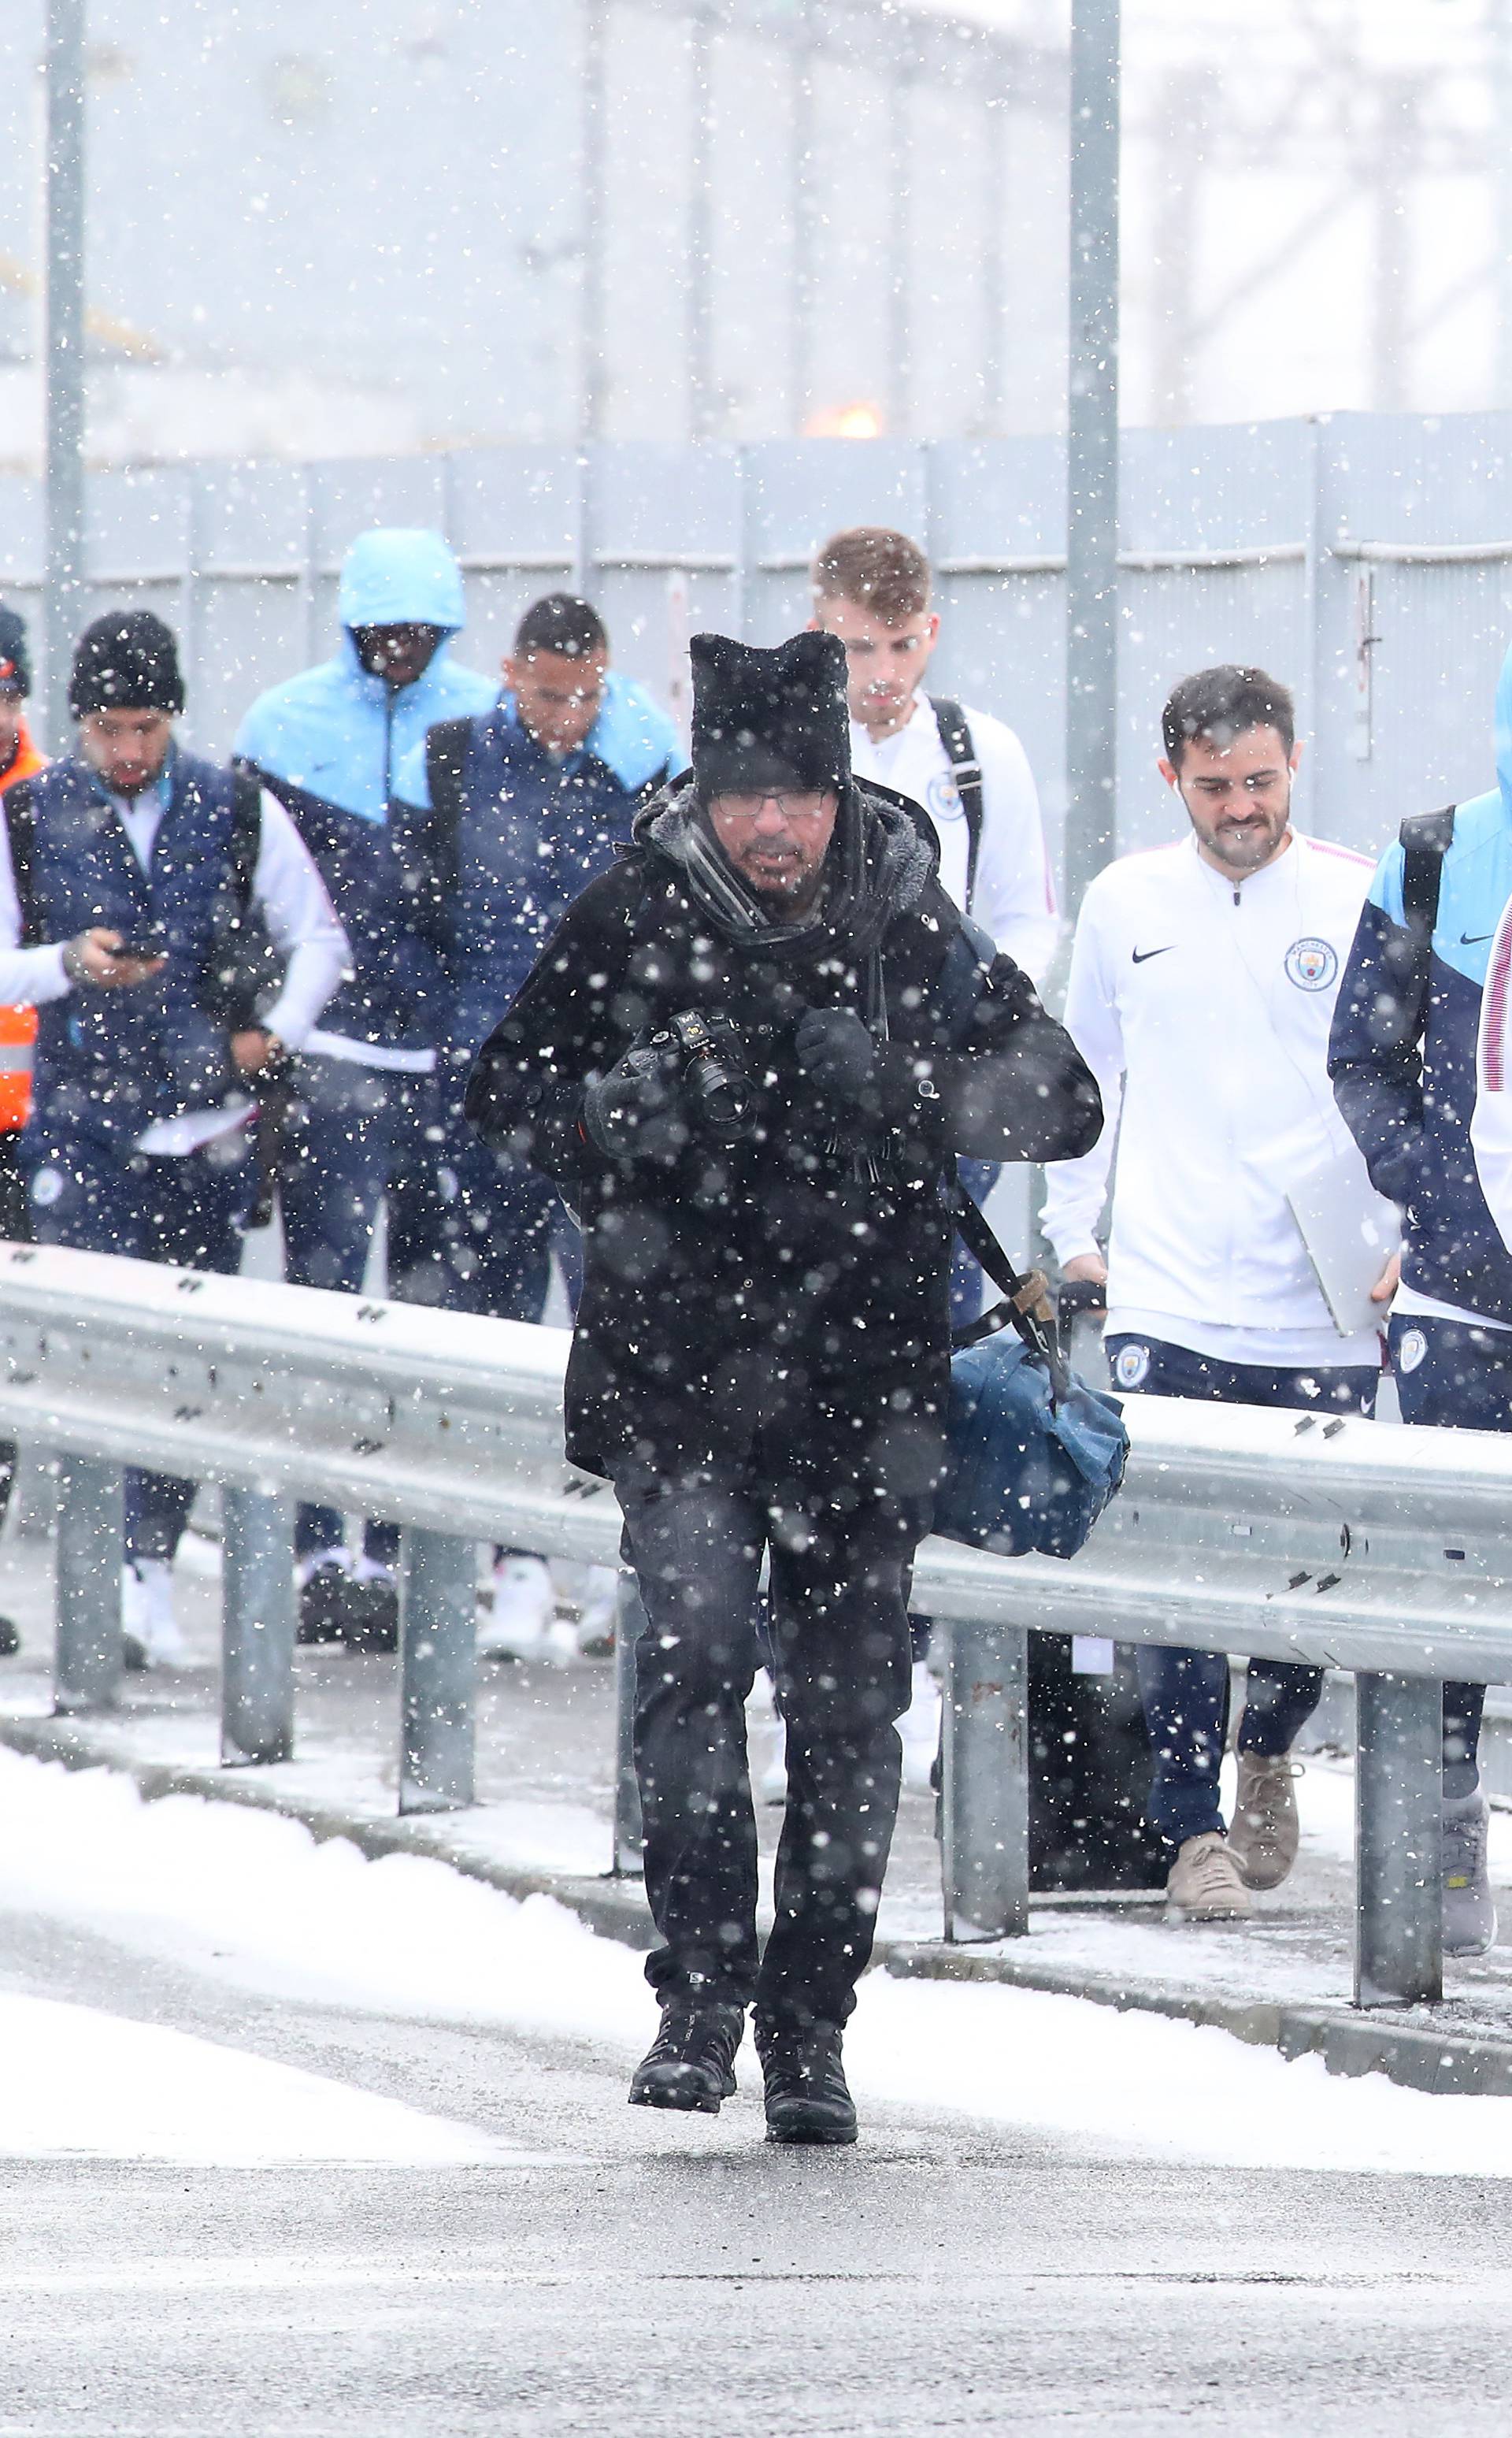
[7,1747,1512,2178]
[0,1994,503,2168]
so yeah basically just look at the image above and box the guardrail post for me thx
[612,1569,645,1873]
[54,1455,122,1714]
[398,1527,476,1814]
[941,1614,1029,1941]
[1354,1670,1443,2008]
[220,1486,295,1766]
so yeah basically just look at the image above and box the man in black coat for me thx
[466,629,1100,2144]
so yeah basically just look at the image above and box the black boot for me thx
[757,2021,858,2146]
[628,2001,745,2114]
[297,1562,398,1653]
[297,1560,350,1646]
[335,1573,399,1654]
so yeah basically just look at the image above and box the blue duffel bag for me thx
[935,1197,1129,1562]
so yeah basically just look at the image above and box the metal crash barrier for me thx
[1,1238,1509,2013]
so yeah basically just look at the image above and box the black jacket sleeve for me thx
[875,947,1101,1164]
[466,874,1103,1179]
[936,952,1102,1161]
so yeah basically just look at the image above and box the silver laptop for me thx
[1286,1139,1400,1337]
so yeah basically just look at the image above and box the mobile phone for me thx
[109,923,169,961]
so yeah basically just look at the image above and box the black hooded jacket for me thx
[466,778,1101,1489]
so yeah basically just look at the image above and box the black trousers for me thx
[617,1475,917,2032]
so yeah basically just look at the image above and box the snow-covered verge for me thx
[0,1995,502,2167]
[5,1748,1512,2178]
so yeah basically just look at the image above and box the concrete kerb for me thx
[8,1705,1512,2103]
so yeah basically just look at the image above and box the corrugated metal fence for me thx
[5,408,1512,887]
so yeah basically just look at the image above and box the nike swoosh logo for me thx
[1132,945,1175,964]
[1462,931,1493,945]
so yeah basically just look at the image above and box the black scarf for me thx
[637,777,933,969]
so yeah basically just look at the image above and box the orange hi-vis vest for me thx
[0,719,46,1134]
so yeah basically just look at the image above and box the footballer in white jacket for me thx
[810,526,1058,988]
[1043,666,1402,1924]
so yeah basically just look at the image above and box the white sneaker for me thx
[480,1554,555,1661]
[899,1657,942,1795]
[745,1673,788,1805]
[542,1613,584,1668]
[121,1558,187,1671]
[576,1564,619,1657]
[1443,1790,1497,1957]
[758,1722,788,1806]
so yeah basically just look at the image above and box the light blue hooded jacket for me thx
[233,529,495,1051]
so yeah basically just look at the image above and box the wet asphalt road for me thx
[1,1897,1510,2437]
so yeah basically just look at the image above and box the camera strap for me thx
[951,1186,1069,1400]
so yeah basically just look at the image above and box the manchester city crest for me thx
[1284,935,1338,992]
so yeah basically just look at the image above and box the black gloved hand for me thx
[794,1006,876,1106]
[581,1042,689,1165]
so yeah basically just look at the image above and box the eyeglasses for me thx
[711,791,836,822]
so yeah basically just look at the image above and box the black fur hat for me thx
[69,610,185,717]
[690,629,850,797]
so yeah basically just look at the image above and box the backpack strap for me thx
[929,696,984,912]
[424,718,472,910]
[1399,803,1455,943]
[3,780,38,948]
[229,767,263,909]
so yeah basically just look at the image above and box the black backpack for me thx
[1392,803,1457,1055]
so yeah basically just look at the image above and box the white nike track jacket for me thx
[1040,829,1380,1367]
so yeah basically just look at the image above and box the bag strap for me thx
[1399,803,1455,943]
[951,1187,1069,1400]
[930,696,984,912]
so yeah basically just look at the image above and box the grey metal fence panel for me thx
[17,410,1512,889]
[1311,412,1512,860]
[447,445,585,688]
[589,442,743,710]
[739,440,931,647]
[1116,562,1309,855]
[190,462,313,754]
[925,435,1069,848]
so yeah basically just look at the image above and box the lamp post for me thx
[44,0,87,748]
[1064,0,1121,915]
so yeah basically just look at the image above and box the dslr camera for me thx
[650,1009,755,1147]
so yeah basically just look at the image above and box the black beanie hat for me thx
[690,629,850,797]
[0,607,31,698]
[69,610,185,717]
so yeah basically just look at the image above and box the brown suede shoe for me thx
[1228,1753,1303,1891]
[1166,1831,1251,1920]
